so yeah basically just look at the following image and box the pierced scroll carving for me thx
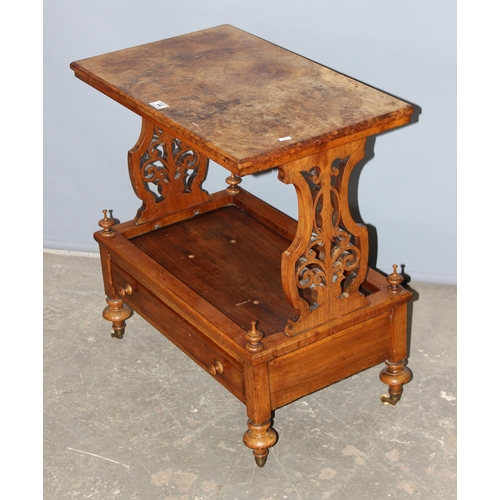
[128,118,210,223]
[278,139,369,336]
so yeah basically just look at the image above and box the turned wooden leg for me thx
[243,419,278,467]
[380,275,412,406]
[102,296,133,339]
[243,354,277,467]
[97,213,133,339]
[379,359,412,406]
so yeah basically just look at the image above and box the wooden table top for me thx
[71,24,413,174]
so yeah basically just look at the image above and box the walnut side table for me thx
[71,24,415,467]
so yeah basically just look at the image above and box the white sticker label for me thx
[149,100,169,109]
[278,136,292,141]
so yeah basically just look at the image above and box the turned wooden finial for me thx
[225,173,242,195]
[98,209,115,236]
[246,321,264,352]
[387,264,404,294]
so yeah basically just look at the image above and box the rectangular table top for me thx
[71,24,413,174]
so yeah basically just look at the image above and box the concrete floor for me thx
[44,251,456,499]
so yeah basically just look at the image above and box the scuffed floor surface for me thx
[44,251,456,499]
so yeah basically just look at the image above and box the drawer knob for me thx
[118,284,133,297]
[209,360,224,376]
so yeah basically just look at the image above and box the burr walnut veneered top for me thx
[70,24,413,174]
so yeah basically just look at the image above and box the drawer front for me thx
[111,262,246,403]
[269,314,392,409]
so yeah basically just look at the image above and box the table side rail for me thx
[116,190,234,239]
[259,272,411,359]
[269,312,393,409]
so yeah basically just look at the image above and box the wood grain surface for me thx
[71,24,413,173]
[130,205,295,336]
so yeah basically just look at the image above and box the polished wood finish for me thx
[131,203,294,335]
[71,24,414,467]
[278,138,369,335]
[128,118,210,224]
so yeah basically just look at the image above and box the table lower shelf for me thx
[95,189,412,466]
[131,203,295,336]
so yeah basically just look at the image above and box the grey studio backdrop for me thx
[43,0,456,284]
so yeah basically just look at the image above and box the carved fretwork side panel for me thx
[278,139,369,336]
[128,117,210,223]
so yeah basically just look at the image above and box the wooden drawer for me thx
[110,262,246,403]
